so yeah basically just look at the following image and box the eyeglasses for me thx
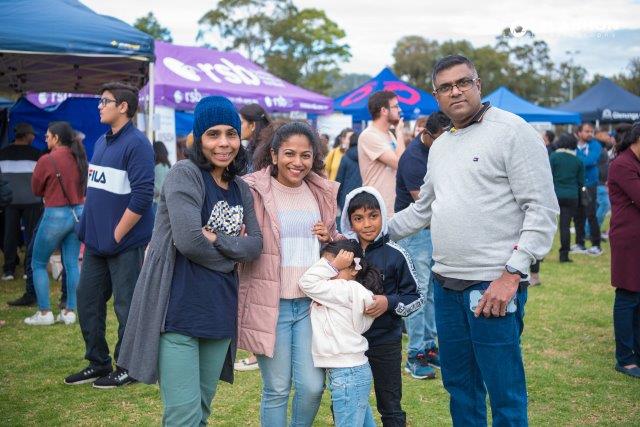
[433,78,478,96]
[98,97,117,107]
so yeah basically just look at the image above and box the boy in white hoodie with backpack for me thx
[299,239,384,427]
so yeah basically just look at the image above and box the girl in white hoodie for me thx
[299,239,384,427]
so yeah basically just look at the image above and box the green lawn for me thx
[1,234,639,426]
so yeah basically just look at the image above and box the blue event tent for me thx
[334,68,439,121]
[8,97,108,159]
[482,86,581,124]
[555,78,640,123]
[0,0,154,94]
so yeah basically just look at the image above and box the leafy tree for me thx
[614,57,640,95]
[134,12,173,42]
[198,0,350,94]
[328,73,371,98]
[392,36,439,90]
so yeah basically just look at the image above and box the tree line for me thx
[134,5,639,103]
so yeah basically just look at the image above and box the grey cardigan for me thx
[118,160,263,384]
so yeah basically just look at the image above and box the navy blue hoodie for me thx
[76,121,155,256]
[340,186,423,347]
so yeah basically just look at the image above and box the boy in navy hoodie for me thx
[341,186,422,427]
[65,82,154,388]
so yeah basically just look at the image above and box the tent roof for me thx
[0,0,154,94]
[149,41,332,114]
[333,67,439,121]
[555,78,640,122]
[483,86,581,124]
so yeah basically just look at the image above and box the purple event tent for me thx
[146,41,332,114]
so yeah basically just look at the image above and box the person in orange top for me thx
[324,127,353,181]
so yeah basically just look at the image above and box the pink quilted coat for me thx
[238,166,340,357]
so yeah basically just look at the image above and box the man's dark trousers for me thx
[77,246,144,368]
[575,185,600,248]
[3,203,42,275]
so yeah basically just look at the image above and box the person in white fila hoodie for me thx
[298,239,384,427]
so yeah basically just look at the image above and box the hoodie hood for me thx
[340,186,388,242]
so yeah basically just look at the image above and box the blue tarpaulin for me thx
[333,68,439,121]
[0,0,154,94]
[555,78,640,122]
[483,87,581,124]
[8,97,108,159]
[175,111,194,137]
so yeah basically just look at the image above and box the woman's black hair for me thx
[239,103,271,161]
[616,122,640,154]
[348,131,359,149]
[332,127,353,149]
[153,141,171,167]
[253,121,324,178]
[555,132,578,150]
[187,133,247,182]
[425,111,451,135]
[47,121,88,192]
[321,239,384,295]
[347,191,381,220]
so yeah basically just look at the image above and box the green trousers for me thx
[158,332,231,426]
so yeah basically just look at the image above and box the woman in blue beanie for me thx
[118,96,263,426]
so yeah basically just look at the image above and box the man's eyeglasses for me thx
[98,97,117,107]
[433,78,478,96]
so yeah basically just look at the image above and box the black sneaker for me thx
[93,367,137,389]
[64,365,112,385]
[7,293,36,306]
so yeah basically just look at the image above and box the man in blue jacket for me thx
[65,82,155,388]
[572,122,602,256]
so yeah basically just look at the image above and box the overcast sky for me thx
[82,0,640,79]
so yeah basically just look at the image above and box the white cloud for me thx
[81,0,640,77]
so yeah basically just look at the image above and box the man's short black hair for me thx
[100,81,139,118]
[425,111,451,134]
[367,90,397,120]
[556,132,578,150]
[577,122,594,132]
[431,55,477,89]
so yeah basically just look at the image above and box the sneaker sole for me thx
[404,367,436,380]
[64,377,101,385]
[235,365,260,371]
[92,381,137,389]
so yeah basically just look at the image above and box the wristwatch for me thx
[505,265,526,279]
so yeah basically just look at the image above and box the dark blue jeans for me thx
[434,279,528,427]
[613,288,640,367]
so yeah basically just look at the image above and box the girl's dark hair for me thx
[187,134,247,182]
[425,111,451,134]
[254,121,324,178]
[616,122,640,154]
[153,141,171,167]
[47,121,88,192]
[239,103,271,161]
[556,132,578,150]
[347,191,381,219]
[321,239,384,295]
[348,131,359,149]
[333,128,353,149]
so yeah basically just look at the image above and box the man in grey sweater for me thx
[389,55,559,426]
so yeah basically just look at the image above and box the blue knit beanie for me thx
[192,96,241,140]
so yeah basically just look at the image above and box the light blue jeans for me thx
[585,184,611,235]
[398,229,437,357]
[32,205,83,311]
[327,363,376,427]
[256,298,325,427]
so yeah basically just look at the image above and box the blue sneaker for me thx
[405,352,436,379]
[425,346,441,369]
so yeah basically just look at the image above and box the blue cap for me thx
[192,96,241,140]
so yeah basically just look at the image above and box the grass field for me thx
[1,234,639,426]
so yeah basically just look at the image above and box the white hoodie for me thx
[299,258,375,368]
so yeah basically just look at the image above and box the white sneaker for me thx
[234,358,260,371]
[570,244,587,254]
[24,311,55,326]
[56,311,77,325]
[586,246,603,256]
[1,273,14,281]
